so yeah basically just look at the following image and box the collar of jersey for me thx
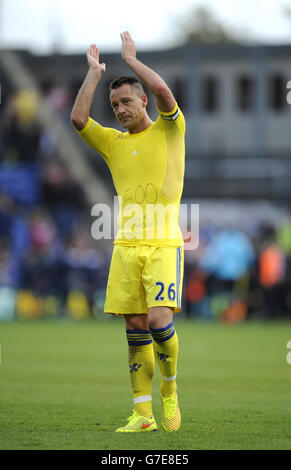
[126,122,154,137]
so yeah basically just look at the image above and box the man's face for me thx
[110,84,147,131]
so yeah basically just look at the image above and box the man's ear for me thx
[141,93,148,108]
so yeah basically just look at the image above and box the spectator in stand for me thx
[0,192,30,287]
[256,222,286,317]
[198,227,255,320]
[0,238,13,287]
[19,208,64,297]
[1,89,42,163]
[43,81,71,121]
[41,159,88,238]
[62,230,107,315]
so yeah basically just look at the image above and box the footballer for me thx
[71,31,186,432]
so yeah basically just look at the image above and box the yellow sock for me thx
[127,329,155,417]
[150,322,178,396]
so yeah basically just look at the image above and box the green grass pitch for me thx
[0,317,291,450]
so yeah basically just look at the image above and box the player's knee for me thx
[124,314,148,330]
[148,306,174,329]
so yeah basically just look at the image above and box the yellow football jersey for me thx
[77,102,186,247]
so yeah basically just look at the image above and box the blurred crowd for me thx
[0,85,111,320]
[1,85,291,322]
[183,218,291,322]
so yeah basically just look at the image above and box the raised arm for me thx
[71,45,106,131]
[120,31,176,113]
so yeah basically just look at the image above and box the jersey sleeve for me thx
[76,117,113,163]
[157,102,186,137]
[158,102,186,202]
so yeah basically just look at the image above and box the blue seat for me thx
[0,163,41,206]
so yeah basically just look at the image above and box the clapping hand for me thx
[87,44,106,73]
[120,31,136,63]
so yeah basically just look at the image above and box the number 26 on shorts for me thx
[155,282,176,301]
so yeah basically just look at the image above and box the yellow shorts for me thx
[104,245,184,316]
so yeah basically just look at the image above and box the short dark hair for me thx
[109,76,145,96]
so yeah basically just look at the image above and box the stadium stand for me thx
[0,51,111,321]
